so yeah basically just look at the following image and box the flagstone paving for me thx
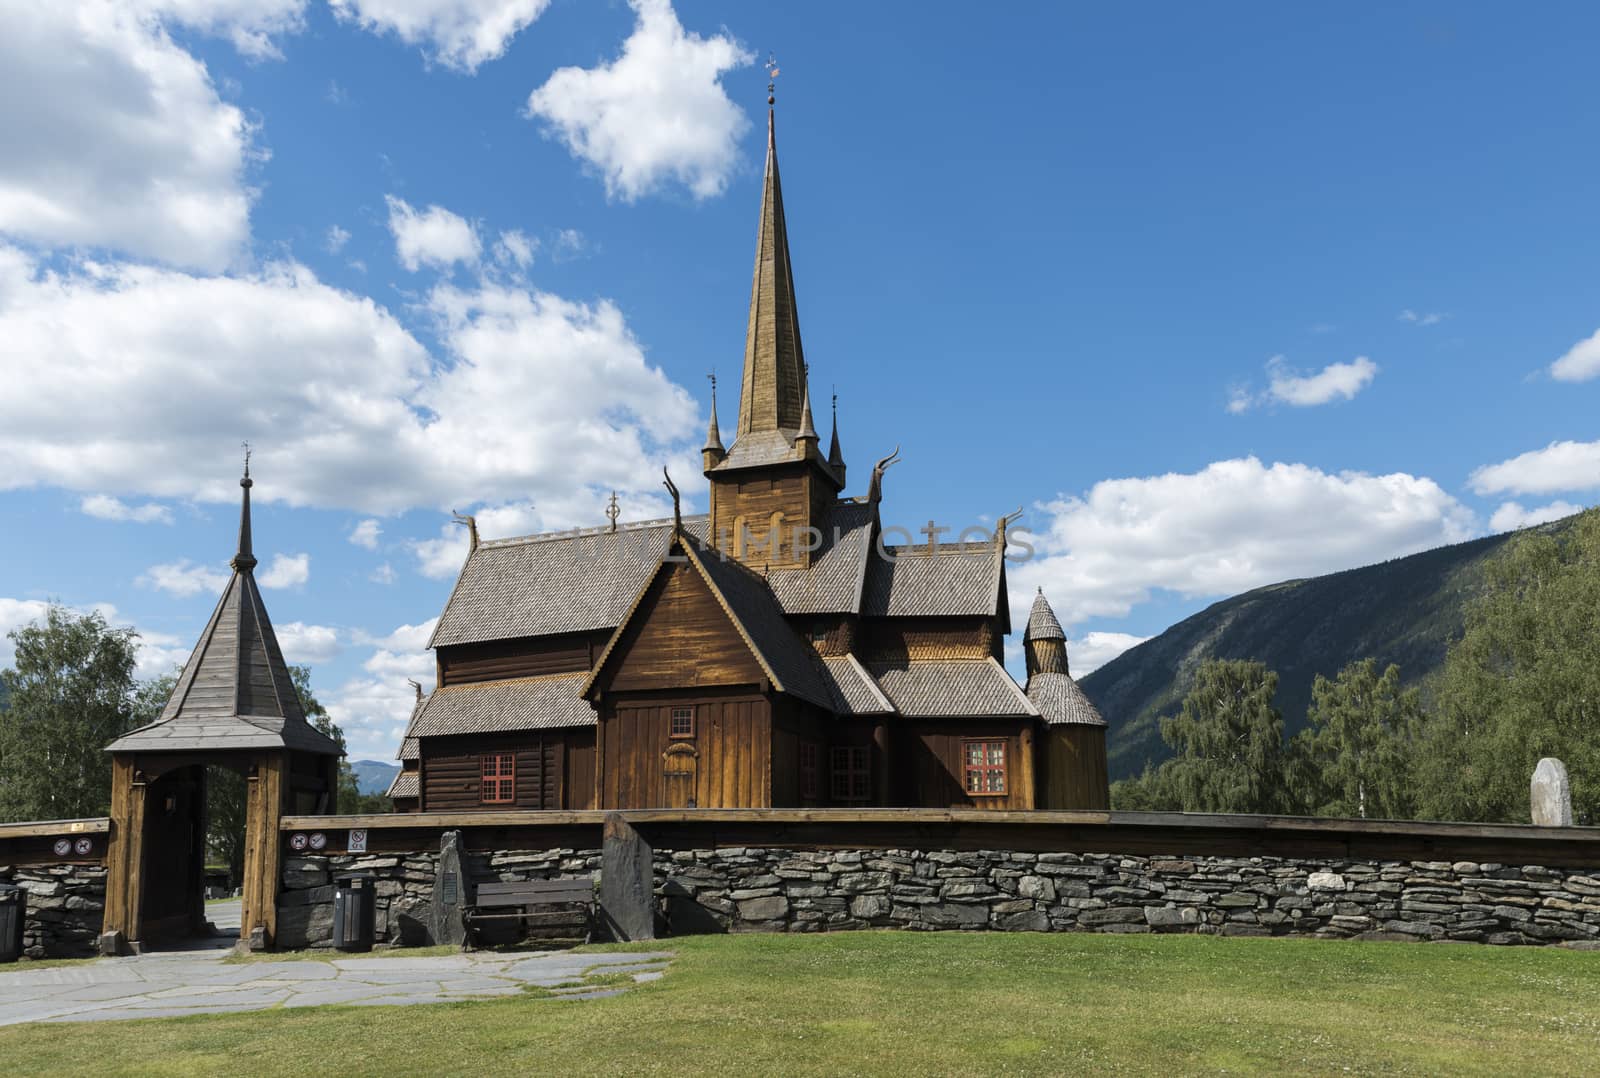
[0,943,674,1025]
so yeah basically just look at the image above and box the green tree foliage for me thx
[1287,660,1420,819]
[1111,659,1289,813]
[1413,510,1600,824]
[0,606,140,821]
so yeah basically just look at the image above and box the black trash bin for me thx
[333,873,375,953]
[0,882,25,964]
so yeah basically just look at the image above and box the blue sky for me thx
[2,1,1597,760]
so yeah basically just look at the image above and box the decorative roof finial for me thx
[662,467,682,532]
[231,445,258,573]
[605,491,620,533]
[407,679,423,702]
[766,51,779,106]
[703,371,724,455]
[450,509,479,554]
[867,445,901,506]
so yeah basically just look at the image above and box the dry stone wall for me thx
[1,862,107,958]
[279,842,1600,949]
[277,848,601,949]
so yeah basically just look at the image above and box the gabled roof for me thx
[409,673,594,737]
[107,469,341,757]
[868,658,1039,719]
[582,534,833,710]
[817,654,894,715]
[861,538,1008,622]
[1026,671,1106,727]
[385,771,419,799]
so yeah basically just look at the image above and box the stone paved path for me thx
[0,944,673,1025]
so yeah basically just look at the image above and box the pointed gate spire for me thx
[232,443,257,573]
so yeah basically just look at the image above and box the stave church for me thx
[386,102,1110,814]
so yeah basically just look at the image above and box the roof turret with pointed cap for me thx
[828,390,845,480]
[1022,589,1105,727]
[107,461,342,756]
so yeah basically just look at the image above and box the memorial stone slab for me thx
[1531,758,1574,827]
[601,813,655,941]
[430,830,468,947]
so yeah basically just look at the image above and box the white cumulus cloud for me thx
[1266,355,1378,407]
[80,494,173,524]
[0,2,271,271]
[138,560,230,597]
[1550,328,1600,383]
[1067,632,1150,677]
[275,620,341,664]
[348,518,382,549]
[1488,500,1585,532]
[329,0,549,72]
[325,224,352,253]
[494,229,536,269]
[526,0,753,202]
[327,617,439,759]
[1009,457,1477,627]
[385,196,480,271]
[1470,440,1600,497]
[259,552,310,589]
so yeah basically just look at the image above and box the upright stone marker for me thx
[431,830,468,947]
[1531,757,1574,827]
[601,813,655,941]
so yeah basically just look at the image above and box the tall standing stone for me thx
[601,813,655,941]
[430,830,468,947]
[1531,758,1574,827]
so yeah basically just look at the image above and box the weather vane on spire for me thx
[766,52,779,105]
[241,440,252,480]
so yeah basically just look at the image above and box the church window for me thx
[799,741,819,798]
[480,753,516,804]
[963,740,1008,796]
[831,746,871,802]
[670,706,695,739]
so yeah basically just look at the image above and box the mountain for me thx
[1081,527,1540,781]
[350,759,400,796]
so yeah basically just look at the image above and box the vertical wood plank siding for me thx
[604,563,765,692]
[1042,725,1110,810]
[899,721,1032,810]
[600,696,771,809]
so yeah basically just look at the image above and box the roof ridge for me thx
[479,513,709,550]
[436,671,588,691]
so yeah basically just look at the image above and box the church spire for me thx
[735,103,808,438]
[703,373,726,470]
[828,389,845,484]
[231,443,257,573]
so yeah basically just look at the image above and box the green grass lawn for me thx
[3,931,1598,1075]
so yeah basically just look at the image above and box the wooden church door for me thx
[663,743,698,808]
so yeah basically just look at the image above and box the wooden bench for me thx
[466,878,596,946]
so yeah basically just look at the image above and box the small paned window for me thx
[799,741,819,799]
[670,706,695,739]
[480,753,516,804]
[963,740,1007,796]
[831,746,871,802]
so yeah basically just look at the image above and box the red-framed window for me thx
[480,753,516,804]
[670,706,695,739]
[799,741,819,799]
[831,746,871,802]
[963,740,1007,796]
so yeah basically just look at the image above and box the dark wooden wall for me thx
[421,732,563,810]
[897,720,1033,811]
[566,729,597,810]
[438,632,601,686]
[599,694,771,809]
[859,617,995,662]
[1042,726,1109,810]
[709,463,821,569]
[600,562,764,693]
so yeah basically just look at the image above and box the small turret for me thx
[702,373,726,472]
[828,391,845,486]
[1023,587,1068,679]
[795,381,818,456]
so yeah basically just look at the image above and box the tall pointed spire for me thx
[232,443,256,573]
[735,104,808,438]
[797,378,818,443]
[827,389,845,481]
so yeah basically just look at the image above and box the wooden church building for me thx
[388,104,1109,814]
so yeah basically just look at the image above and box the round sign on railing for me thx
[53,839,72,857]
[290,833,309,852]
[74,838,93,856]
[308,832,327,851]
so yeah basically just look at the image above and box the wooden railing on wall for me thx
[0,818,110,866]
[276,808,1600,868]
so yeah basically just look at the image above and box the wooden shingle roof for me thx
[409,673,594,737]
[1025,671,1106,727]
[107,470,341,757]
[867,658,1039,719]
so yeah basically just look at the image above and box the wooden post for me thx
[1019,723,1037,811]
[873,721,891,807]
[100,755,146,952]
[240,751,286,948]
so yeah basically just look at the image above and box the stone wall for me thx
[278,841,1600,948]
[277,848,601,949]
[1,862,108,958]
[658,848,1600,945]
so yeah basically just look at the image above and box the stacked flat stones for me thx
[1,863,107,958]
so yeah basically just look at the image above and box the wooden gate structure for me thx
[100,464,339,953]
